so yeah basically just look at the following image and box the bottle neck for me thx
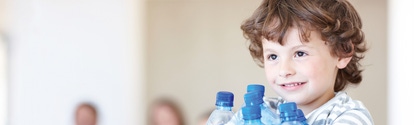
[245,96,264,106]
[244,119,262,125]
[216,106,232,111]
[282,116,298,122]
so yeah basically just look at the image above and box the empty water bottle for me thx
[245,91,280,125]
[242,105,264,125]
[226,84,280,125]
[279,102,308,125]
[206,91,235,125]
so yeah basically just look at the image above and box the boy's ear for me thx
[337,57,352,69]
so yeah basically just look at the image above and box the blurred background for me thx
[0,0,412,125]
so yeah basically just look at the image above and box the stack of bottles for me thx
[206,91,235,125]
[206,84,308,125]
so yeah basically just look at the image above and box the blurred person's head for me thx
[75,102,98,125]
[149,98,185,125]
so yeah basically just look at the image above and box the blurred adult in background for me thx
[148,97,186,125]
[75,102,98,125]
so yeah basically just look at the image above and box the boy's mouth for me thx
[281,82,306,87]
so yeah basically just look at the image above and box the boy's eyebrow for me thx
[291,44,309,50]
[263,44,310,53]
[263,48,276,53]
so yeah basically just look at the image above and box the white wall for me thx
[0,0,9,124]
[0,32,8,125]
[3,0,145,125]
[388,0,414,124]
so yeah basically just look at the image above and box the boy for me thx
[241,0,374,124]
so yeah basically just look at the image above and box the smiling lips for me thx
[279,82,307,91]
[282,82,306,87]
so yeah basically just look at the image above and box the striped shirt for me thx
[264,92,374,125]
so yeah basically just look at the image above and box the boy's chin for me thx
[280,94,307,103]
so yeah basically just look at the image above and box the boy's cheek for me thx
[264,68,278,84]
[264,66,274,77]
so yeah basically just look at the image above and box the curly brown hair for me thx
[241,0,367,92]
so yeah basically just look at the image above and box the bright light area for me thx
[0,33,7,125]
[388,0,414,124]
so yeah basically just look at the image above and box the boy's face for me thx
[262,28,349,107]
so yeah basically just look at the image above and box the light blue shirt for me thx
[264,92,374,125]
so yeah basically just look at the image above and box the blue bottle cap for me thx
[215,91,234,107]
[279,102,299,122]
[279,102,297,113]
[244,91,264,106]
[242,106,261,120]
[247,84,265,93]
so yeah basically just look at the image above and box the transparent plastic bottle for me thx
[242,105,264,125]
[226,84,280,125]
[245,91,280,125]
[206,91,235,125]
[278,102,308,125]
[248,84,280,114]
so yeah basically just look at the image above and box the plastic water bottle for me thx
[245,91,280,125]
[207,91,235,125]
[242,105,264,125]
[246,84,278,114]
[226,84,280,125]
[278,102,308,125]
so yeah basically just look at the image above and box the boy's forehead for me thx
[263,35,329,55]
[262,20,319,43]
[261,27,319,45]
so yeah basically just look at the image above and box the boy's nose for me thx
[278,59,295,78]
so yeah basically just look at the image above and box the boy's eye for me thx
[295,51,308,57]
[268,54,278,60]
